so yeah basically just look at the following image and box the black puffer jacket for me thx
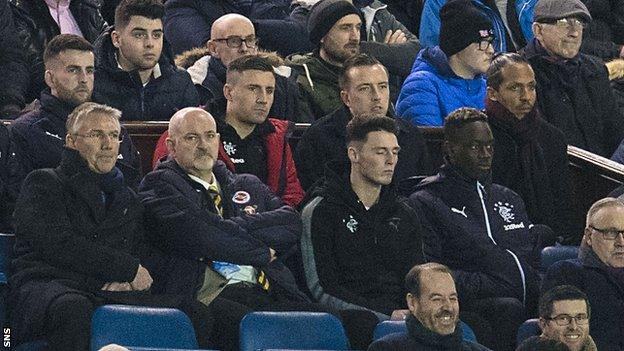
[93,28,199,121]
[10,0,107,103]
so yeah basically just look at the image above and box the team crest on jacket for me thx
[343,215,358,233]
[232,191,250,204]
[494,202,515,223]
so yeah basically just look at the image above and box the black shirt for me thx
[218,121,268,182]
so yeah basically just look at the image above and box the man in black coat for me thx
[93,0,199,121]
[10,34,142,188]
[367,263,491,351]
[485,52,580,244]
[8,102,240,351]
[521,0,624,157]
[543,197,624,351]
[295,54,431,191]
[11,0,107,105]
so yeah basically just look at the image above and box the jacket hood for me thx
[39,91,77,125]
[286,52,342,82]
[412,46,455,77]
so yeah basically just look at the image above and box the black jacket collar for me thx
[39,90,76,126]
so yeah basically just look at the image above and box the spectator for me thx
[485,53,579,244]
[419,0,525,53]
[367,263,491,351]
[396,1,494,126]
[11,0,107,106]
[287,0,362,121]
[291,0,421,102]
[0,123,21,233]
[182,13,300,121]
[10,35,142,189]
[296,54,431,190]
[163,0,312,57]
[529,285,596,351]
[543,197,624,351]
[140,107,377,350]
[521,0,624,157]
[301,115,424,319]
[8,102,245,351]
[93,0,199,121]
[409,108,545,351]
[0,0,28,118]
[152,55,304,207]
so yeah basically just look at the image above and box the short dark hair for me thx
[226,55,275,83]
[405,263,453,298]
[516,336,571,351]
[444,107,488,143]
[339,54,388,89]
[486,52,532,89]
[538,285,591,320]
[43,34,93,67]
[346,115,397,144]
[114,0,164,30]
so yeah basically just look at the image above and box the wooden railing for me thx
[3,120,623,219]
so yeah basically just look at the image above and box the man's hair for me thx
[66,102,122,134]
[43,34,93,68]
[114,0,164,30]
[346,115,397,144]
[538,285,591,319]
[586,197,624,227]
[516,337,571,351]
[339,54,387,89]
[405,263,453,298]
[444,107,488,142]
[486,52,531,89]
[226,55,275,83]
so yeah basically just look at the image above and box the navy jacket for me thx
[139,159,308,301]
[295,106,432,190]
[9,91,142,188]
[0,123,22,232]
[93,28,199,121]
[543,247,624,351]
[409,164,541,305]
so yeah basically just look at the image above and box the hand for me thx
[101,282,133,291]
[269,248,277,262]
[606,58,624,80]
[130,264,153,291]
[384,30,407,44]
[390,309,411,320]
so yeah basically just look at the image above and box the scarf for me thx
[487,99,552,226]
[405,314,463,349]
[96,167,124,208]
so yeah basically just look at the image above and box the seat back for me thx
[0,233,15,284]
[516,319,541,346]
[239,312,349,351]
[540,245,579,271]
[90,304,199,351]
[373,320,477,342]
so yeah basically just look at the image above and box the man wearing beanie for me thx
[290,0,420,120]
[521,0,624,158]
[396,0,495,126]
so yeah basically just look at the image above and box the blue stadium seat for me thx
[0,233,15,284]
[516,319,541,346]
[540,245,579,271]
[90,305,199,351]
[239,312,350,351]
[373,320,477,342]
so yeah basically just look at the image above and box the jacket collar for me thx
[39,90,77,126]
[405,314,463,347]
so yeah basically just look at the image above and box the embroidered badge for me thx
[343,215,358,233]
[243,205,257,215]
[223,141,236,155]
[451,206,468,218]
[494,202,515,223]
[232,191,251,204]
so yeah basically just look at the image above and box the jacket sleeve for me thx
[596,59,624,155]
[179,69,200,108]
[396,72,444,126]
[549,132,580,244]
[139,172,273,266]
[152,131,169,170]
[0,0,28,115]
[15,170,140,282]
[417,0,443,47]
[280,143,305,207]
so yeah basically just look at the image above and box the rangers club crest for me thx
[494,202,515,223]
[343,215,358,233]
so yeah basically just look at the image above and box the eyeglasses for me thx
[213,35,258,49]
[589,225,624,240]
[181,133,218,146]
[72,131,123,143]
[545,314,589,326]
[543,17,587,30]
[477,37,495,51]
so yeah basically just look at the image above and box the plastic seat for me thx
[540,245,579,271]
[373,320,477,342]
[516,319,541,346]
[239,311,350,351]
[90,304,199,351]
